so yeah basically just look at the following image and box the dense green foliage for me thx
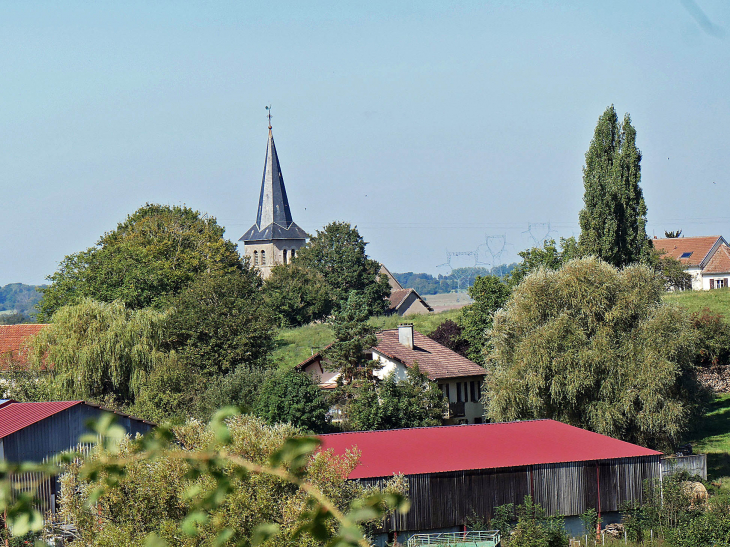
[0,283,43,317]
[394,265,516,295]
[485,257,709,450]
[37,204,242,321]
[344,365,445,431]
[27,298,174,405]
[294,221,390,316]
[263,264,331,328]
[654,253,693,291]
[504,497,568,547]
[460,275,511,364]
[254,370,330,432]
[50,413,406,547]
[578,106,650,267]
[506,238,580,289]
[324,292,380,386]
[164,269,275,376]
[690,308,730,367]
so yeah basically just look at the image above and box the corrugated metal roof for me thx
[0,401,82,439]
[318,420,661,479]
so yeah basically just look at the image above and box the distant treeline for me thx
[0,283,43,319]
[394,265,516,295]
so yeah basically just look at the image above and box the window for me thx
[283,249,288,264]
[680,252,693,259]
[261,250,266,265]
[470,381,476,402]
[474,417,483,424]
[717,279,726,289]
[442,383,450,401]
[456,383,463,402]
[291,249,296,259]
[253,251,258,266]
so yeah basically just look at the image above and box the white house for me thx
[296,324,487,425]
[653,236,730,290]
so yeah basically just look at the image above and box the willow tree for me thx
[29,298,176,405]
[578,106,650,267]
[485,257,708,450]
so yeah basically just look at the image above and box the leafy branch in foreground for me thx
[1,410,409,547]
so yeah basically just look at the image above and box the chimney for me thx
[398,323,414,349]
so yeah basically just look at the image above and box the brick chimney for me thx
[398,323,414,349]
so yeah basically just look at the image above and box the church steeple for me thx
[240,121,307,248]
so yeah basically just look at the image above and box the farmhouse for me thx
[0,400,154,516]
[297,324,486,424]
[653,235,730,290]
[319,420,662,546]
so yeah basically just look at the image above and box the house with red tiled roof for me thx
[652,236,730,290]
[0,324,47,368]
[379,264,433,316]
[297,324,486,424]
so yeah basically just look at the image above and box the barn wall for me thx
[3,405,153,463]
[360,456,660,535]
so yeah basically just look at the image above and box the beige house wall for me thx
[399,292,432,316]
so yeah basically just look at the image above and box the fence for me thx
[661,454,707,480]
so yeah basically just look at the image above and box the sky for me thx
[1,0,729,285]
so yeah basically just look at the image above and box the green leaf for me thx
[144,532,169,547]
[251,522,280,546]
[181,510,208,536]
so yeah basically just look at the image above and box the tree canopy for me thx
[294,221,390,316]
[578,106,650,267]
[263,264,332,328]
[37,204,242,320]
[254,369,330,432]
[460,275,511,364]
[485,257,708,450]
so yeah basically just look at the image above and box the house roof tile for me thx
[652,236,723,267]
[0,324,47,368]
[373,329,485,380]
[704,244,730,275]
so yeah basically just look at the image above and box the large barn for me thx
[319,420,662,545]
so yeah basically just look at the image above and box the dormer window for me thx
[680,252,693,259]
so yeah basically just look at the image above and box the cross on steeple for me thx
[265,105,272,130]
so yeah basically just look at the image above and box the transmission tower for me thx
[523,222,557,247]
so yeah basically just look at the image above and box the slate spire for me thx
[240,127,307,243]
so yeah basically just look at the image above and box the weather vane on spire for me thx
[265,104,272,129]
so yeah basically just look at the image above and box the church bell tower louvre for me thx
[239,117,307,278]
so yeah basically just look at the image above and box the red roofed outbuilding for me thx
[0,324,47,368]
[318,420,662,544]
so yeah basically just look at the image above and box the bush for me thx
[691,308,730,367]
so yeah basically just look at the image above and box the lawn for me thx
[271,308,463,370]
[687,392,730,485]
[663,288,730,317]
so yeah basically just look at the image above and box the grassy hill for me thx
[663,288,730,317]
[271,308,462,370]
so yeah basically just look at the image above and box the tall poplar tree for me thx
[578,106,650,267]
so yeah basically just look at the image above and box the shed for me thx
[0,400,154,517]
[319,420,662,545]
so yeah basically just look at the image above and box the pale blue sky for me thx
[1,1,728,285]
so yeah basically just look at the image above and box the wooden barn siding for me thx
[361,456,660,534]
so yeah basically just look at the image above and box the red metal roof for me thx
[318,420,661,479]
[0,401,82,439]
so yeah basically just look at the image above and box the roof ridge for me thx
[319,419,552,437]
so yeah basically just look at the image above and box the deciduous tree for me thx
[254,370,330,432]
[295,222,390,316]
[38,204,242,320]
[460,275,511,364]
[485,257,708,450]
[578,106,650,267]
[263,264,332,328]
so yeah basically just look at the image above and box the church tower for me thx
[239,123,307,278]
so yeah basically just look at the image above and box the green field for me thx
[663,288,730,317]
[688,393,730,485]
[271,308,462,370]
